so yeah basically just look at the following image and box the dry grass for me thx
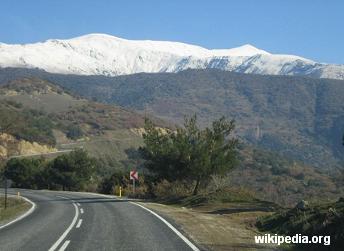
[141,202,279,251]
[0,196,31,225]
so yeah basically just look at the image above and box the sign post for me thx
[4,178,7,209]
[130,170,138,194]
[133,178,135,194]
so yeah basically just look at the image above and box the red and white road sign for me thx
[130,170,138,180]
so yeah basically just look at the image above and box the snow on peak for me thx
[49,33,270,58]
[211,44,270,57]
[0,33,343,79]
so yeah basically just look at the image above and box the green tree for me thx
[140,115,239,195]
[48,149,95,190]
[4,158,45,189]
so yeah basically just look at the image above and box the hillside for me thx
[0,34,343,80]
[234,146,342,206]
[0,77,166,168]
[0,75,342,206]
[0,68,342,169]
[65,70,344,169]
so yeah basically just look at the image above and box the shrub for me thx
[152,180,192,199]
[124,175,149,199]
[257,199,344,250]
[99,170,126,194]
[66,124,83,140]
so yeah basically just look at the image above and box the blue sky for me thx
[1,0,343,64]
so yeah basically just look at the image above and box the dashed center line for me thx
[76,219,83,228]
[48,196,79,251]
[58,240,70,251]
[76,203,81,206]
[80,208,84,214]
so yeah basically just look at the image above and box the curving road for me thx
[0,189,199,251]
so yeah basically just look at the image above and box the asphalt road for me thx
[0,189,199,251]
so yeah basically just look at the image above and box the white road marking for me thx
[43,191,198,250]
[76,219,83,228]
[80,208,84,214]
[48,196,79,251]
[58,240,70,251]
[131,202,200,251]
[77,203,81,206]
[0,194,36,230]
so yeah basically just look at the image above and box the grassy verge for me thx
[0,196,31,225]
[140,188,281,250]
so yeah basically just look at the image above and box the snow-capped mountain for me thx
[0,33,343,80]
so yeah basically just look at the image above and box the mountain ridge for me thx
[1,33,343,79]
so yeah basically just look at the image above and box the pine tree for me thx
[140,115,238,195]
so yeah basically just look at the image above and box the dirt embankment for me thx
[0,133,57,158]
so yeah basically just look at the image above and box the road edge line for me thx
[131,202,200,251]
[48,196,79,251]
[0,195,36,230]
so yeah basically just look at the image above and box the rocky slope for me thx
[0,133,57,159]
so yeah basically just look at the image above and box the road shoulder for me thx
[140,201,278,251]
[0,195,36,229]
